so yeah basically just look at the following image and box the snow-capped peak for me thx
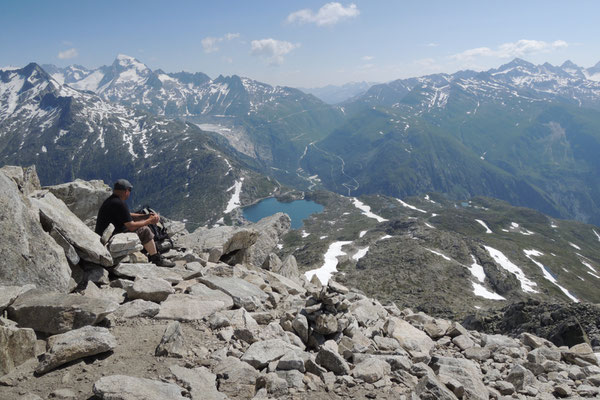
[115,54,148,72]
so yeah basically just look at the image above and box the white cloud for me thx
[426,42,439,47]
[202,33,240,53]
[362,55,374,61]
[452,39,569,61]
[58,48,78,59]
[251,38,298,65]
[287,2,359,26]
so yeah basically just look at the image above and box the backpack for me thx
[135,206,173,253]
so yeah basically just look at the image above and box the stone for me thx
[155,321,186,358]
[315,341,350,375]
[463,346,491,361]
[0,285,36,314]
[350,298,388,327]
[373,336,401,351]
[246,214,291,267]
[562,342,599,367]
[49,388,76,399]
[452,334,475,351]
[186,283,234,309]
[506,364,537,391]
[528,346,561,364]
[481,333,520,350]
[214,356,259,398]
[494,380,515,395]
[93,374,187,399]
[115,299,160,318]
[108,233,143,258]
[446,322,469,338]
[277,351,306,372]
[257,372,288,397]
[424,320,449,339]
[156,294,227,322]
[78,262,110,286]
[199,276,269,311]
[264,270,305,295]
[432,357,488,400]
[210,309,260,331]
[128,251,148,263]
[44,179,111,222]
[278,255,299,278]
[314,313,338,335]
[352,357,391,383]
[126,277,174,303]
[1,165,41,195]
[169,365,227,400]
[36,326,116,374]
[0,172,71,292]
[29,190,113,266]
[553,384,571,397]
[275,369,304,389]
[0,325,37,376]
[521,332,554,349]
[384,317,434,357]
[292,314,309,343]
[262,253,282,271]
[241,339,301,369]
[7,290,118,334]
[415,370,460,400]
[49,228,80,265]
[113,263,184,284]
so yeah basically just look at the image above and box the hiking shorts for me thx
[136,226,154,245]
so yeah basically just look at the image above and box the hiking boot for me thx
[149,253,175,268]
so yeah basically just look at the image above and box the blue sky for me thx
[2,1,600,87]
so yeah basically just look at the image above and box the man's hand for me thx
[149,213,160,224]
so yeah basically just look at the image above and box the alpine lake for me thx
[242,197,324,229]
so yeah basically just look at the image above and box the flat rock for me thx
[384,317,434,357]
[44,179,111,222]
[108,233,143,257]
[115,299,160,319]
[169,365,227,400]
[432,356,488,400]
[7,290,118,334]
[36,326,116,374]
[214,356,259,398]
[155,322,186,358]
[0,172,71,292]
[350,298,388,327]
[186,283,234,309]
[29,190,113,266]
[352,357,391,383]
[113,263,184,284]
[199,276,268,311]
[0,325,37,376]
[315,341,350,375]
[156,294,227,321]
[264,270,305,295]
[241,339,301,369]
[93,374,187,400]
[0,285,36,313]
[126,277,174,303]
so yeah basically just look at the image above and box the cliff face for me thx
[1,168,600,399]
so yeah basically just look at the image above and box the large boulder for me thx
[0,165,41,195]
[29,190,113,266]
[0,172,71,292]
[199,276,269,311]
[44,179,111,222]
[93,375,187,400]
[169,365,227,400]
[245,213,291,267]
[384,317,435,358]
[36,326,117,374]
[0,325,37,376]
[7,290,118,334]
[432,356,489,400]
[241,339,301,369]
[156,294,227,322]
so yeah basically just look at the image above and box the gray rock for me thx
[520,332,554,349]
[210,309,260,331]
[50,227,80,265]
[156,294,227,322]
[314,313,338,335]
[446,322,469,338]
[214,356,259,398]
[0,285,36,313]
[384,317,434,357]
[373,336,401,351]
[261,253,282,272]
[1,165,41,195]
[155,321,186,358]
[481,333,520,350]
[0,325,37,376]
[424,319,450,339]
[257,372,288,397]
[292,314,309,343]
[275,369,304,389]
[352,357,391,383]
[246,213,291,267]
[528,346,561,364]
[108,233,143,258]
[0,173,71,292]
[115,299,160,318]
[169,365,227,400]
[562,342,599,367]
[415,370,459,400]
[7,290,118,334]
[241,339,301,369]
[93,374,187,399]
[432,356,488,400]
[277,351,306,372]
[452,334,475,351]
[16,394,44,400]
[463,346,491,361]
[113,263,184,284]
[36,326,116,374]
[264,270,305,295]
[29,190,113,266]
[278,255,299,278]
[350,298,388,327]
[186,283,234,309]
[506,364,537,391]
[199,276,269,311]
[315,340,350,375]
[44,179,111,222]
[126,277,174,303]
[494,380,515,395]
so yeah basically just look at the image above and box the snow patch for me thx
[425,248,452,261]
[594,229,600,242]
[305,241,352,285]
[397,198,427,213]
[472,282,506,300]
[475,219,492,233]
[224,178,244,213]
[524,249,578,302]
[301,231,310,238]
[379,235,392,240]
[484,246,538,293]
[352,247,369,261]
[352,198,387,222]
[569,242,581,250]
[359,230,367,238]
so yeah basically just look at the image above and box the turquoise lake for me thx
[242,198,324,229]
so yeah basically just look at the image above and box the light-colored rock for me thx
[186,283,234,309]
[155,322,186,358]
[113,263,184,284]
[115,299,160,318]
[433,356,488,400]
[415,370,459,400]
[0,285,36,313]
[292,314,309,343]
[350,298,388,327]
[506,364,537,391]
[108,233,143,258]
[0,325,37,376]
[384,317,434,357]
[278,255,299,278]
[169,365,227,400]
[126,277,174,303]
[314,313,338,335]
[481,333,520,350]
[93,374,187,399]
[7,290,118,334]
[520,332,554,349]
[562,342,599,367]
[199,276,269,311]
[44,179,111,222]
[0,172,71,292]
[246,213,291,267]
[424,319,451,339]
[264,270,305,295]
[315,341,350,375]
[49,227,80,265]
[262,253,282,272]
[352,357,391,383]
[36,326,116,374]
[277,351,306,372]
[214,356,259,398]
[452,334,475,351]
[241,339,301,369]
[29,191,113,266]
[1,165,41,195]
[156,294,227,321]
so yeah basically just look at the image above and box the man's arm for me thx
[124,213,159,231]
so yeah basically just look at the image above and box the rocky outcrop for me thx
[0,165,41,195]
[0,325,37,376]
[0,172,71,292]
[44,179,111,223]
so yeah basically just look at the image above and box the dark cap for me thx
[114,179,133,191]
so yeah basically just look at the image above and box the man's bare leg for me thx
[143,240,158,256]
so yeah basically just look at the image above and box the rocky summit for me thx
[1,167,600,399]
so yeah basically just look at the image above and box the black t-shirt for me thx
[95,194,133,236]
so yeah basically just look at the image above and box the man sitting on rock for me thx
[95,179,175,268]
